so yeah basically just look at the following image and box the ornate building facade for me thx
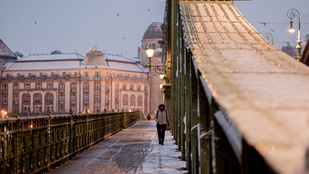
[0,22,163,117]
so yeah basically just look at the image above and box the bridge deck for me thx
[180,1,309,173]
[48,121,186,174]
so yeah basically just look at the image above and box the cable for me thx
[249,13,309,33]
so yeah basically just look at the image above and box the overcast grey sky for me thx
[0,0,308,58]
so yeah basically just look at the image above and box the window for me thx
[105,84,109,92]
[84,94,89,103]
[71,95,76,104]
[95,95,100,101]
[60,95,64,103]
[84,72,88,77]
[3,95,7,104]
[84,83,89,91]
[95,83,100,90]
[71,95,76,101]
[63,72,66,76]
[25,84,30,90]
[48,83,53,89]
[95,72,100,78]
[59,83,65,92]
[137,85,141,91]
[74,72,78,77]
[51,72,54,76]
[36,83,42,90]
[13,84,19,92]
[40,73,43,77]
[130,85,134,90]
[123,84,126,90]
[71,83,76,91]
[14,95,18,103]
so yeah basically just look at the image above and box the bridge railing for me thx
[0,111,142,174]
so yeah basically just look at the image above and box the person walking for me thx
[154,103,170,145]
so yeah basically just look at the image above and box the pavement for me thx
[49,121,188,174]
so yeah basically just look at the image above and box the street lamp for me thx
[145,45,166,73]
[1,110,7,118]
[287,8,302,61]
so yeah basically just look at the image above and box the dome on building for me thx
[142,22,163,40]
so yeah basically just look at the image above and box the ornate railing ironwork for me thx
[0,111,142,174]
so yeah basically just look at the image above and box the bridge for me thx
[1,0,309,174]
[162,0,309,174]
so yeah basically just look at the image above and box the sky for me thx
[0,0,308,58]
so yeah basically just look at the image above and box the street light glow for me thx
[288,21,295,33]
[146,47,155,58]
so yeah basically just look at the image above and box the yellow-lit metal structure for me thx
[163,0,309,173]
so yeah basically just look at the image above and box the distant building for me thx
[0,22,163,117]
[281,43,297,59]
[0,39,17,65]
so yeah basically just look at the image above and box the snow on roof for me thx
[6,60,82,71]
[18,53,84,62]
[104,54,138,63]
[106,60,145,73]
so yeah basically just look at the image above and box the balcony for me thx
[84,100,88,104]
[94,76,101,80]
[2,100,7,104]
[34,100,42,105]
[23,101,30,105]
[14,101,19,105]
[2,90,8,94]
[13,89,19,93]
[46,100,53,105]
[84,88,89,92]
[59,88,65,93]
[105,89,109,92]
[138,102,142,106]
[71,88,76,92]
[123,102,128,106]
[105,100,109,104]
[59,100,64,104]
[71,100,76,104]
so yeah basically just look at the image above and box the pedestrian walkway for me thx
[49,121,187,174]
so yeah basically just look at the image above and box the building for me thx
[0,22,164,117]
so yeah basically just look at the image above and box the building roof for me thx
[5,53,84,71]
[105,54,145,73]
[81,46,108,69]
[0,39,16,58]
[142,22,163,40]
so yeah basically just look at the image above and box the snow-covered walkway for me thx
[48,121,187,174]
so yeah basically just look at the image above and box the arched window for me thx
[130,95,135,106]
[137,95,143,106]
[123,94,128,105]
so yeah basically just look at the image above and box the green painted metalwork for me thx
[0,111,142,174]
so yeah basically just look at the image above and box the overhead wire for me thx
[249,13,309,33]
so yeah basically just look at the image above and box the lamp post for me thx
[287,8,302,61]
[145,46,166,73]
